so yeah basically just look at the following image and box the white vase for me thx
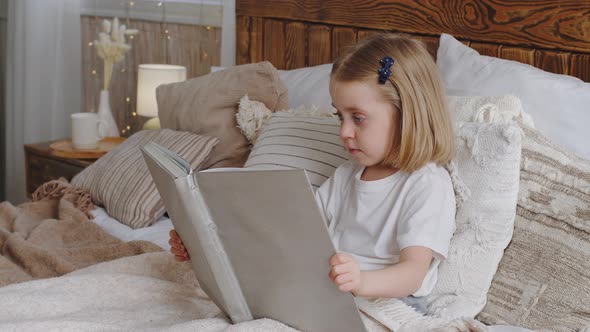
[97,90,120,137]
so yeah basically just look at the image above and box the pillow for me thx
[476,125,590,331]
[279,63,332,110]
[448,94,534,127]
[71,129,219,229]
[427,121,522,319]
[437,33,590,160]
[156,61,289,169]
[243,110,349,190]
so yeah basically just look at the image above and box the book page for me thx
[141,142,191,178]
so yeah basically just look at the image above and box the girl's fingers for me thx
[338,281,355,292]
[174,255,187,262]
[331,262,353,276]
[334,272,353,285]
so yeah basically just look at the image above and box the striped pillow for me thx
[72,129,219,229]
[244,111,349,189]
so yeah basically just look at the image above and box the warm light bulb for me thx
[126,125,131,130]
[92,69,96,75]
[132,112,137,116]
[88,42,93,46]
[126,97,130,102]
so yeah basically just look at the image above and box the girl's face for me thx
[329,79,398,169]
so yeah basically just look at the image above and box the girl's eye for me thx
[353,116,365,123]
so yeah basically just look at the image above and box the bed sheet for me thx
[91,207,173,252]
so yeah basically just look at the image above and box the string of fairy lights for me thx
[88,0,223,136]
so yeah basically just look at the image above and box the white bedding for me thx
[91,206,174,252]
[87,207,535,332]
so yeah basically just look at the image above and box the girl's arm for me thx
[329,246,433,298]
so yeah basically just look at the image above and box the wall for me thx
[80,0,223,135]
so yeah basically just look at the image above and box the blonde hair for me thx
[331,33,454,172]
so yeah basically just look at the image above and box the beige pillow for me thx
[156,61,289,169]
[476,125,590,331]
[71,129,219,229]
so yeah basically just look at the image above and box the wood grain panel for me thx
[571,54,590,83]
[535,51,570,76]
[263,19,286,68]
[357,29,380,41]
[308,25,331,66]
[414,35,439,60]
[237,0,590,53]
[332,27,357,60]
[470,42,500,57]
[249,17,265,63]
[500,46,536,66]
[285,22,307,69]
[236,15,250,65]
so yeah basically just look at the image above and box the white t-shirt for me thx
[315,160,456,297]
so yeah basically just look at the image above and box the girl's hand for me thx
[169,229,190,262]
[328,252,363,294]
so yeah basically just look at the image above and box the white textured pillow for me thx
[449,94,534,127]
[243,111,349,189]
[279,63,332,111]
[438,33,590,160]
[427,121,522,319]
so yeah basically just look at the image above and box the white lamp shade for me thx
[137,64,187,117]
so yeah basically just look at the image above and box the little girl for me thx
[170,33,456,312]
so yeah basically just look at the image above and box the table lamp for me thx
[137,64,187,129]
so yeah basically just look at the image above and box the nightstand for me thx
[24,141,94,197]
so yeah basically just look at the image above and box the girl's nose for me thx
[339,120,354,140]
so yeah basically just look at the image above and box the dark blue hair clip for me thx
[378,56,395,84]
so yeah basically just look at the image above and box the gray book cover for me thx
[141,142,367,332]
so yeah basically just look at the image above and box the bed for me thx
[0,1,589,331]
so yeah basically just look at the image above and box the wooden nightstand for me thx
[24,141,94,197]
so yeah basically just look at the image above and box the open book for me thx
[140,142,367,332]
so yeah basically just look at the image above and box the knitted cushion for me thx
[426,121,522,319]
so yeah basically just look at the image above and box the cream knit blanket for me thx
[0,252,485,331]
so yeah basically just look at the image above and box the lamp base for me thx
[142,117,161,130]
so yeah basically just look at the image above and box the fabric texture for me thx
[426,121,522,319]
[278,63,332,110]
[157,61,289,169]
[243,111,349,189]
[0,251,487,331]
[315,160,455,297]
[71,129,219,229]
[0,184,161,287]
[31,177,95,219]
[437,33,590,159]
[475,124,590,331]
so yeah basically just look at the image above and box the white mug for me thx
[71,113,103,150]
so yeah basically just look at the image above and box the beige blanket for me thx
[0,179,162,287]
[0,180,486,331]
[0,250,486,331]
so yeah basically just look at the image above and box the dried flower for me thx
[94,17,137,90]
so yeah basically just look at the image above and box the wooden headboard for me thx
[235,0,590,82]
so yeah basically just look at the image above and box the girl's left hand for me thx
[328,252,363,294]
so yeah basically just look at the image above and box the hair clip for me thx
[378,56,395,84]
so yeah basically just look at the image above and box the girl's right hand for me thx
[169,229,190,262]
